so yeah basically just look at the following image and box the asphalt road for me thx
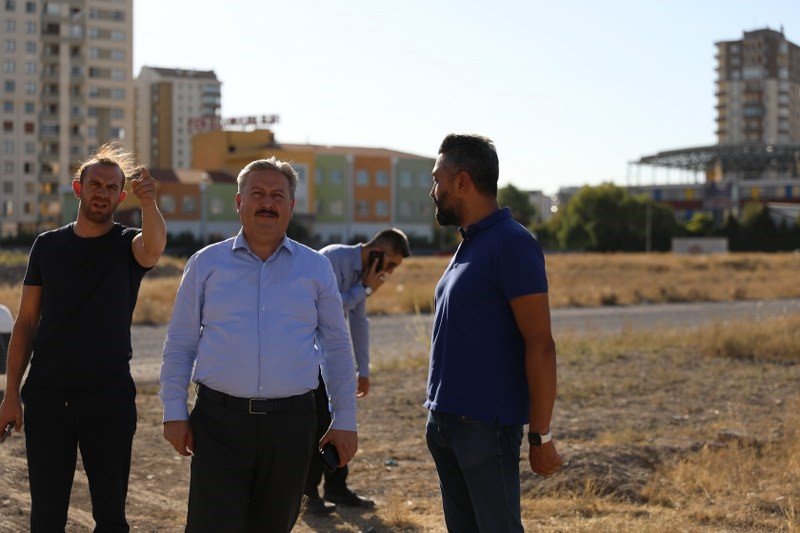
[127,298,800,384]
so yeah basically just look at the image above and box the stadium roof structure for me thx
[635,144,800,176]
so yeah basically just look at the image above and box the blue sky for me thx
[134,1,799,194]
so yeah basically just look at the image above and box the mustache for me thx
[256,208,279,217]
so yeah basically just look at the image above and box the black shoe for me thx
[304,495,337,515]
[324,489,375,508]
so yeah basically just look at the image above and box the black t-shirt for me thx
[23,222,150,388]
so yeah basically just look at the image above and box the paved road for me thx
[127,298,800,384]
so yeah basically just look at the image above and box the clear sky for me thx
[134,1,799,195]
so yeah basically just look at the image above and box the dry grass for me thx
[1,251,800,325]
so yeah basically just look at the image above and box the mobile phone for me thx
[0,422,13,443]
[368,250,384,273]
[320,443,340,472]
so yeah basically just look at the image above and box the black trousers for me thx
[186,388,317,533]
[21,373,137,533]
[303,374,348,498]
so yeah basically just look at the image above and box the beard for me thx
[433,192,460,227]
[80,198,116,224]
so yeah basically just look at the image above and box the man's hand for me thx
[130,166,157,205]
[163,420,194,457]
[356,376,370,398]
[319,428,358,468]
[0,396,23,433]
[529,441,563,477]
[361,255,386,293]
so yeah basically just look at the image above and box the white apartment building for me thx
[0,0,134,237]
[134,66,221,169]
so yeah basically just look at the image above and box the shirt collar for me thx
[232,229,294,256]
[459,207,512,239]
[348,244,364,274]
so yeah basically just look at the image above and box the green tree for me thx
[685,212,715,236]
[498,183,537,227]
[555,183,679,251]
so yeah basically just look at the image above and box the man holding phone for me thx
[303,228,411,514]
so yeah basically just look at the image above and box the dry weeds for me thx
[2,313,799,531]
[4,251,800,325]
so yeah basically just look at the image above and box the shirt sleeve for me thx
[496,232,548,300]
[338,273,367,312]
[348,300,370,377]
[23,236,43,286]
[159,253,203,422]
[316,260,358,431]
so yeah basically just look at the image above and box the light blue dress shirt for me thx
[159,230,357,430]
[318,243,369,377]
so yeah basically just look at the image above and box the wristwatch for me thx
[364,286,373,297]
[528,431,552,446]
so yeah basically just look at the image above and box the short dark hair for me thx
[366,228,411,257]
[438,133,499,196]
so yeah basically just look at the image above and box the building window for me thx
[3,81,15,93]
[3,20,15,32]
[25,61,36,75]
[329,170,343,185]
[24,141,33,153]
[399,171,411,188]
[45,2,58,15]
[418,172,429,188]
[24,102,34,113]
[210,197,225,215]
[3,60,15,73]
[315,168,323,185]
[111,108,124,119]
[182,195,196,213]
[2,200,13,216]
[111,68,124,81]
[2,101,11,112]
[4,39,15,52]
[356,170,369,186]
[399,200,411,217]
[25,20,35,33]
[111,88,125,100]
[375,170,389,187]
[4,1,15,11]
[23,122,33,133]
[23,161,32,173]
[329,200,343,216]
[160,195,175,213]
[24,181,34,194]
[2,182,12,194]
[110,127,125,140]
[375,201,389,216]
[24,1,34,12]
[24,41,34,53]
[3,161,13,174]
[111,49,124,61]
[356,200,370,217]
[3,121,12,132]
[111,30,125,41]
[24,81,35,94]
[2,141,14,154]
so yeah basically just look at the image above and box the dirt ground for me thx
[2,319,800,531]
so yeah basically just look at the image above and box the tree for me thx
[685,212,715,236]
[555,183,679,251]
[498,184,537,227]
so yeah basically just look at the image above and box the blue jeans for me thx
[426,410,524,533]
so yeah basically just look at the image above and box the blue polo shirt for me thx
[424,208,548,425]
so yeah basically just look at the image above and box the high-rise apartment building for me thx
[715,28,800,145]
[0,0,134,237]
[134,66,221,169]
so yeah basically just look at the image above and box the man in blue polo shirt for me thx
[425,133,563,532]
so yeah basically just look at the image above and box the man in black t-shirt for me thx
[0,144,167,532]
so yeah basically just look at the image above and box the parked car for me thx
[0,304,12,374]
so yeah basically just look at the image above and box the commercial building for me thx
[134,66,221,169]
[1,0,134,237]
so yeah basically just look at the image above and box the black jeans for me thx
[303,374,348,498]
[186,388,317,533]
[21,373,137,533]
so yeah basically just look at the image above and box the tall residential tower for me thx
[0,0,134,236]
[716,28,800,145]
[134,66,221,169]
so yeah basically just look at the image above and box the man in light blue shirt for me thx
[303,228,411,513]
[159,158,358,533]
